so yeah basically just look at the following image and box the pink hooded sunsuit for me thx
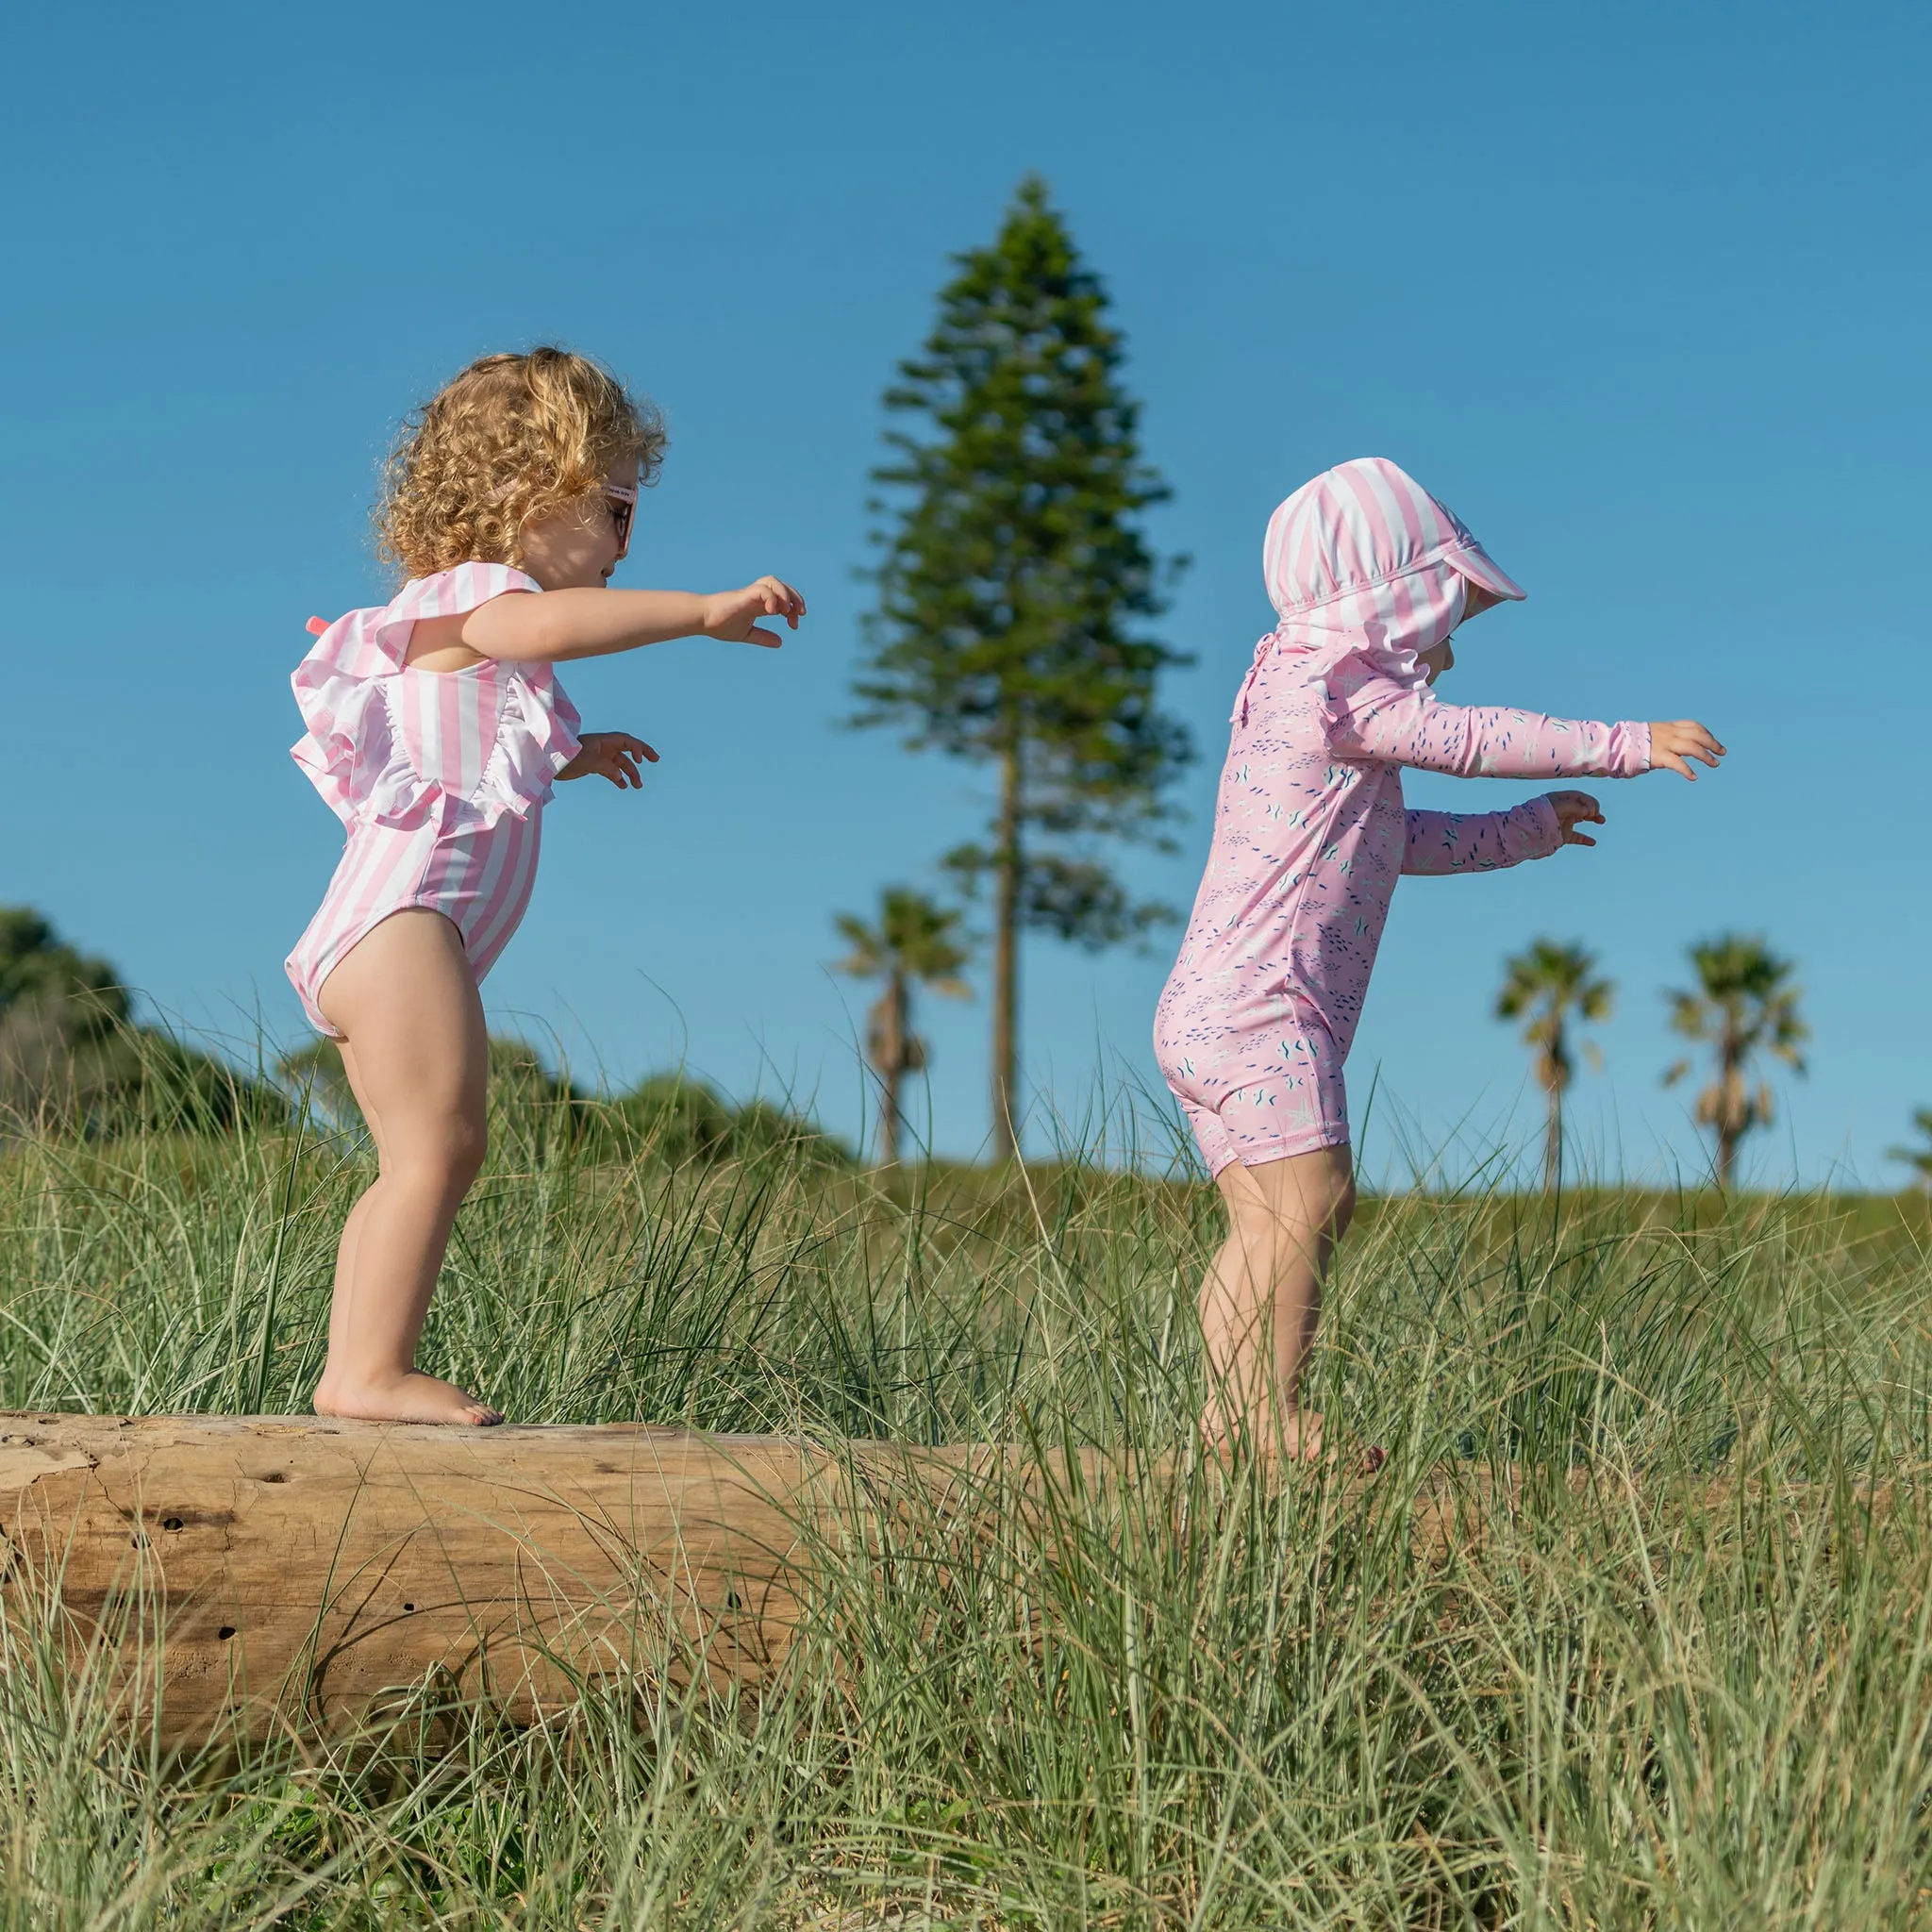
[284,562,581,1037]
[1152,458,1650,1176]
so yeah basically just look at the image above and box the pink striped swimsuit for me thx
[1153,458,1650,1176]
[284,562,581,1038]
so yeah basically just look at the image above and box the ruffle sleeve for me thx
[1301,621,1433,740]
[365,561,542,669]
[478,665,582,821]
[1235,616,1431,733]
[291,563,555,828]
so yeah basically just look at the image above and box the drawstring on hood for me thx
[1235,457,1525,725]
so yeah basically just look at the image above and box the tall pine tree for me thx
[854,178,1191,1159]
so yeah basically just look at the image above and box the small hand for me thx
[1548,790,1605,847]
[701,575,807,648]
[558,731,658,790]
[1647,720,1725,781]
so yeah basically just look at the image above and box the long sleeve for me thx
[1330,684,1650,779]
[1402,797,1563,875]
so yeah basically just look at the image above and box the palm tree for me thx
[1662,934,1807,1189]
[832,888,972,1167]
[1495,940,1613,1189]
[1888,1108,1932,1193]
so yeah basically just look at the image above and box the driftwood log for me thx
[0,1411,1109,1750]
[5,1413,1884,1753]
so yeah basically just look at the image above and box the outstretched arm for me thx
[1332,687,1651,779]
[419,576,807,666]
[1402,791,1605,874]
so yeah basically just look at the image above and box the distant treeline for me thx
[284,1036,847,1169]
[0,907,287,1139]
[0,906,843,1165]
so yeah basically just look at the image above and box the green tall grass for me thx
[2,1062,1929,1928]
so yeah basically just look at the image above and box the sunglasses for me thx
[604,483,639,559]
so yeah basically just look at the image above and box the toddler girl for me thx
[286,348,804,1425]
[1153,457,1722,1458]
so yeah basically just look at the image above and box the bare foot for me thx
[1276,1406,1324,1461]
[1260,1412,1388,1475]
[313,1370,503,1426]
[1197,1402,1324,1460]
[1197,1407,1385,1474]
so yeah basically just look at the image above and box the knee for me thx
[383,1110,487,1191]
[1226,1192,1307,1266]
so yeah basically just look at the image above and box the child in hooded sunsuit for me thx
[1153,458,1723,1460]
[286,349,805,1425]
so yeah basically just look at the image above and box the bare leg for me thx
[322,1055,386,1377]
[309,910,501,1425]
[322,1181,377,1375]
[1197,1145,1356,1459]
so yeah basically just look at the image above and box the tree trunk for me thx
[1716,1028,1741,1189]
[1539,1040,1568,1192]
[0,1412,1106,1752]
[870,976,908,1168]
[990,743,1022,1162]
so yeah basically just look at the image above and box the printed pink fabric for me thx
[285,563,582,1036]
[1153,458,1650,1172]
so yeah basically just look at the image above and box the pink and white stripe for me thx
[284,563,581,1037]
[1261,455,1524,651]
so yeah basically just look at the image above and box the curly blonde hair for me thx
[376,347,665,578]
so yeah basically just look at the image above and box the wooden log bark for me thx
[6,1413,1890,1754]
[0,1411,1103,1750]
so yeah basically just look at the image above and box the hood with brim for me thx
[1238,458,1524,720]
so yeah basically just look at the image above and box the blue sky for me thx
[3,0,1924,1185]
